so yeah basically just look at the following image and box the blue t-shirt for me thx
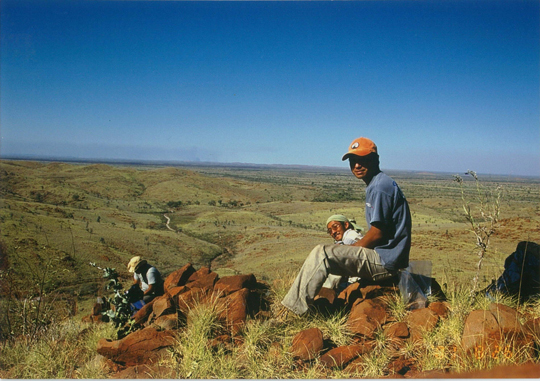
[365,172,411,271]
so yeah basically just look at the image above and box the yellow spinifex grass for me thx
[166,293,239,379]
[236,319,296,379]
[358,343,393,378]
[0,319,116,379]
[381,289,409,322]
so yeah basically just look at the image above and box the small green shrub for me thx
[89,263,138,339]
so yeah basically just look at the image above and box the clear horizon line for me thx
[2,153,539,180]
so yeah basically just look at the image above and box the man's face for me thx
[348,154,375,181]
[327,221,347,241]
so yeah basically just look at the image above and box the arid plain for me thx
[1,159,539,307]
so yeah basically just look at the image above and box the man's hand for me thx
[144,283,154,295]
[352,222,386,249]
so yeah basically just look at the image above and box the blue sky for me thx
[1,0,539,177]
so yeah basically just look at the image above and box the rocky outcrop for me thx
[87,263,538,379]
[214,274,257,296]
[217,287,250,335]
[91,265,269,370]
[163,263,196,290]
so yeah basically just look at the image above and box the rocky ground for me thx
[82,263,540,378]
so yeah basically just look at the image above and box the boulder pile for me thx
[83,263,540,378]
[86,264,269,368]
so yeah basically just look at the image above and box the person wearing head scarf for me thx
[326,214,363,245]
[322,214,364,290]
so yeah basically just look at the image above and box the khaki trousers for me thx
[281,244,394,315]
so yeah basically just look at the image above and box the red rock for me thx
[186,267,211,283]
[92,302,103,316]
[384,322,410,339]
[208,334,233,352]
[214,274,257,296]
[461,304,534,355]
[524,317,540,337]
[187,271,219,290]
[359,285,384,299]
[337,282,363,307]
[217,288,249,335]
[163,263,196,290]
[152,313,179,331]
[231,335,244,347]
[319,344,370,368]
[445,362,540,379]
[489,303,534,351]
[132,300,154,325]
[92,314,107,323]
[407,307,439,341]
[167,285,188,300]
[290,327,324,361]
[97,327,176,366]
[461,309,500,352]
[343,357,364,374]
[386,355,416,376]
[489,303,522,334]
[428,301,450,319]
[176,288,211,314]
[315,287,337,305]
[113,366,146,379]
[82,314,107,323]
[152,294,175,318]
[409,369,448,378]
[348,298,388,338]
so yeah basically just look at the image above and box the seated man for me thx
[323,214,363,290]
[281,137,412,315]
[127,256,164,305]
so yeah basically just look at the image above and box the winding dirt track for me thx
[163,214,175,232]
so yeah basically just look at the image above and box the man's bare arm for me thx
[352,222,385,249]
[144,283,154,295]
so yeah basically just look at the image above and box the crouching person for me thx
[127,256,164,305]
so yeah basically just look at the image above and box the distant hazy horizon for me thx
[3,152,539,180]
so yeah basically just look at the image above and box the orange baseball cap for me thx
[342,137,378,160]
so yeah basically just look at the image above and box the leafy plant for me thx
[89,263,138,338]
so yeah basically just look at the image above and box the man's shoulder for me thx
[148,266,163,278]
[369,172,396,191]
[368,172,406,199]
